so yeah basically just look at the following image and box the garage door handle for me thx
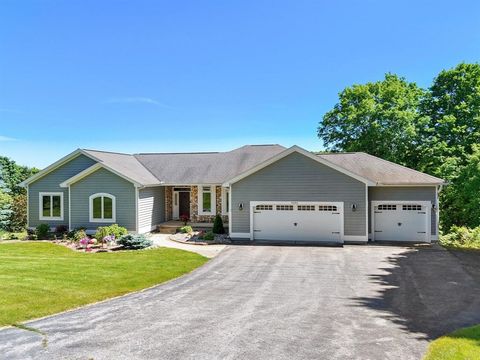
[418,212,426,214]
[417,231,426,234]
[333,212,340,214]
[332,231,340,234]
[374,230,382,232]
[253,230,261,232]
[374,211,382,213]
[253,211,261,213]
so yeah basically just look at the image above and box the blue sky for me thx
[1,0,479,168]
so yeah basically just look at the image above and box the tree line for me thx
[318,63,480,231]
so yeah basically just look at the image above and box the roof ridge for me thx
[135,151,221,155]
[133,154,164,183]
[359,152,444,181]
[83,149,132,156]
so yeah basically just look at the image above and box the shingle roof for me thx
[82,149,159,185]
[317,152,444,185]
[134,145,286,184]
[80,146,443,186]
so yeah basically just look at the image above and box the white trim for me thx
[138,224,157,234]
[228,186,232,235]
[370,200,431,242]
[68,186,71,231]
[60,162,142,188]
[223,146,376,187]
[229,232,250,239]
[221,187,230,215]
[20,149,84,187]
[373,184,444,187]
[89,193,116,223]
[135,186,139,233]
[344,235,368,242]
[197,185,216,216]
[249,200,344,242]
[39,192,64,221]
[26,185,30,228]
[365,183,368,239]
[435,185,440,238]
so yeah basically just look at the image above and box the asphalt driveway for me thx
[1,244,480,360]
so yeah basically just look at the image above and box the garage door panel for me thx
[252,202,343,243]
[373,202,429,242]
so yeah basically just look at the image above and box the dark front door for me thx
[179,192,190,218]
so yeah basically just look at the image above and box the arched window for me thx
[89,193,116,223]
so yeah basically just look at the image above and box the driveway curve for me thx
[1,244,480,360]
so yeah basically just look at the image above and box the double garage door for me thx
[251,202,343,243]
[372,202,430,242]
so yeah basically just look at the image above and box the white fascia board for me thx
[223,145,376,187]
[20,149,84,187]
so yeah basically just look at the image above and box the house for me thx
[20,145,444,244]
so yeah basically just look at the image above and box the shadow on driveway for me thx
[350,245,480,340]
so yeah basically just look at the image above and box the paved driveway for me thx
[1,244,480,360]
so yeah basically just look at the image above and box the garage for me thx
[372,201,431,242]
[251,201,344,243]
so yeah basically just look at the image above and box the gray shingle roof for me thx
[81,146,443,186]
[134,145,286,184]
[317,152,444,185]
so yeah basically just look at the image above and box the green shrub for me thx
[117,234,152,250]
[55,225,68,234]
[212,214,225,234]
[203,231,214,241]
[94,224,128,241]
[35,224,50,239]
[69,229,87,242]
[440,226,480,249]
[179,225,193,234]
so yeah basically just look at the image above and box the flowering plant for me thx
[180,214,189,225]
[103,235,116,246]
[79,237,90,248]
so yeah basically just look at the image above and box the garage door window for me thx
[318,205,337,211]
[276,205,294,211]
[402,204,422,211]
[298,205,315,211]
[378,204,397,210]
[256,204,273,210]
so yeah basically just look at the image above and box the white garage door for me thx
[251,202,343,243]
[373,202,430,242]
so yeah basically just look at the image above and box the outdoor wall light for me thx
[238,202,244,211]
[351,203,357,211]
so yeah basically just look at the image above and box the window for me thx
[402,204,422,211]
[198,186,216,215]
[89,193,116,223]
[221,188,230,215]
[39,192,63,220]
[256,204,273,210]
[318,205,337,212]
[377,204,397,211]
[276,205,294,211]
[298,205,315,211]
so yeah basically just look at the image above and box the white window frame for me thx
[39,192,64,221]
[221,187,229,215]
[89,193,116,223]
[198,185,216,215]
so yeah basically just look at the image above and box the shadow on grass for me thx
[350,246,480,340]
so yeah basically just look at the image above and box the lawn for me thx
[0,242,208,326]
[424,324,480,360]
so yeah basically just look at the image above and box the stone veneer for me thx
[165,185,229,224]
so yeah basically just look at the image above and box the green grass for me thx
[424,324,480,360]
[0,242,208,326]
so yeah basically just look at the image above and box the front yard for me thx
[0,242,208,327]
[424,324,480,360]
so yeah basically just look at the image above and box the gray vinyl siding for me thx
[138,187,165,232]
[70,168,136,231]
[28,154,97,228]
[368,186,437,235]
[231,152,367,236]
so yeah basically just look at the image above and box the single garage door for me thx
[251,202,343,243]
[373,202,430,242]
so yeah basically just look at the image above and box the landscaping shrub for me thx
[117,234,152,250]
[35,224,50,239]
[440,226,480,249]
[212,214,225,234]
[55,225,68,234]
[179,225,193,234]
[94,224,127,241]
[70,229,87,242]
[203,231,214,241]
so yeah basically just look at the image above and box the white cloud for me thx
[0,135,17,141]
[105,97,171,108]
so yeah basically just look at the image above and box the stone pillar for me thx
[190,186,198,222]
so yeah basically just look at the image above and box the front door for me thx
[179,192,190,219]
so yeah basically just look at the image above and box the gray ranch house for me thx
[21,145,444,244]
